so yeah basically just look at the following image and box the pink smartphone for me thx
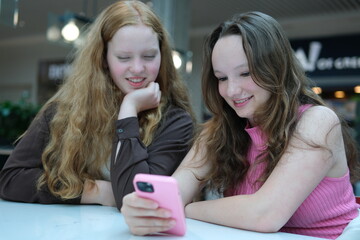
[133,173,186,236]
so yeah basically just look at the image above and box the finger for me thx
[123,192,158,208]
[154,82,160,92]
[157,90,161,102]
[130,226,172,236]
[144,81,154,90]
[124,206,172,218]
[129,217,175,227]
[129,219,176,236]
[133,198,158,210]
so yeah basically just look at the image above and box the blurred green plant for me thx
[0,99,40,146]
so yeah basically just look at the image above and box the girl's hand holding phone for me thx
[121,174,186,236]
[121,192,176,236]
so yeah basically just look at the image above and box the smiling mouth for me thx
[127,77,145,83]
[126,77,146,88]
[234,96,253,104]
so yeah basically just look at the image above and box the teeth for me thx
[128,78,144,83]
[235,96,251,103]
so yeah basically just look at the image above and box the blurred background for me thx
[1,0,360,193]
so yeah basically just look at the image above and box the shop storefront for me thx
[291,34,360,141]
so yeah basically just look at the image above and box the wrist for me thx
[81,180,100,205]
[96,180,116,207]
[185,203,193,218]
[118,97,138,119]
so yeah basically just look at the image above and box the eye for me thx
[143,55,155,60]
[217,77,228,82]
[117,56,130,61]
[240,72,250,77]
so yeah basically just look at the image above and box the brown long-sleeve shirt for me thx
[0,105,194,209]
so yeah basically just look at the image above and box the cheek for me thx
[109,62,126,77]
[218,82,227,98]
[253,85,271,105]
[148,57,161,79]
[262,90,271,102]
[107,56,125,79]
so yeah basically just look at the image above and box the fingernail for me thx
[163,210,172,218]
[169,220,176,227]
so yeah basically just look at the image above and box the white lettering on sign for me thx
[317,58,333,70]
[294,41,360,72]
[295,42,321,71]
[48,63,70,81]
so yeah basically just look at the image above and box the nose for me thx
[226,78,241,98]
[130,58,145,73]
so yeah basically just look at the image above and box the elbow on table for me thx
[0,185,21,203]
[253,222,282,233]
[252,212,287,233]
[0,175,11,200]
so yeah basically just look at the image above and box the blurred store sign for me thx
[291,34,360,77]
[37,59,70,104]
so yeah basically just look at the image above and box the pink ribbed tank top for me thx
[225,104,359,239]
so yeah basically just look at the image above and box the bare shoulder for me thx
[296,105,341,142]
[299,105,340,126]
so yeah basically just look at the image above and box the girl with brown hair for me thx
[122,11,360,239]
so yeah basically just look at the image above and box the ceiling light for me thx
[0,0,19,27]
[312,87,322,94]
[354,85,360,93]
[47,11,92,45]
[172,50,182,69]
[61,20,80,42]
[334,91,345,99]
[186,60,192,74]
[46,25,61,41]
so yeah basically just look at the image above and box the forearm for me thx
[111,149,184,209]
[0,108,79,204]
[0,167,80,204]
[118,99,137,119]
[172,139,212,206]
[110,119,150,209]
[111,107,194,210]
[81,180,115,206]
[185,195,282,233]
[173,166,204,206]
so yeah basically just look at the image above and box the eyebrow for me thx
[115,48,159,54]
[213,63,248,74]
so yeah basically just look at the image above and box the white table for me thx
[0,199,327,240]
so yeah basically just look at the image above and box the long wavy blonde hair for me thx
[198,12,360,193]
[36,0,194,199]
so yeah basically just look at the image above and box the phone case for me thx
[133,173,186,236]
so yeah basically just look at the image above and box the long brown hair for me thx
[199,11,359,193]
[37,0,194,199]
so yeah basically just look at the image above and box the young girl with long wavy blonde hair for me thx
[0,0,195,209]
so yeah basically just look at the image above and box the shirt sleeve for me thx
[110,106,194,210]
[0,107,80,204]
